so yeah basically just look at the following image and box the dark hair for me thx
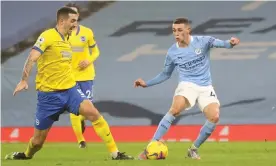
[65,3,80,13]
[173,17,190,25]
[56,7,78,21]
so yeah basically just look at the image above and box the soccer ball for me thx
[145,141,168,160]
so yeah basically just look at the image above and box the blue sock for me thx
[193,120,216,148]
[152,112,175,141]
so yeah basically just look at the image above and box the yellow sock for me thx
[80,114,86,121]
[70,113,86,143]
[92,116,118,153]
[24,138,42,157]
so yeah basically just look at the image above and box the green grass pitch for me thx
[2,142,276,166]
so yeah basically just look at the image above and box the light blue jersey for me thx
[146,36,233,87]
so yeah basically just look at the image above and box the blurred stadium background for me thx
[1,1,276,143]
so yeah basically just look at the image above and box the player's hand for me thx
[134,78,147,88]
[79,60,91,70]
[13,80,28,96]
[230,37,240,46]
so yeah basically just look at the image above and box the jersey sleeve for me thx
[33,32,52,54]
[204,36,233,49]
[164,54,174,68]
[87,29,96,48]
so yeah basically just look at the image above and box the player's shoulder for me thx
[79,25,94,34]
[167,43,178,54]
[40,28,56,37]
[192,35,212,41]
[192,35,214,44]
[36,28,55,44]
[79,25,91,31]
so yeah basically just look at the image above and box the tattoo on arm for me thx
[22,56,35,81]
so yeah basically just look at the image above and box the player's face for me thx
[172,23,190,42]
[64,13,78,35]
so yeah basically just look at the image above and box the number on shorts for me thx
[86,90,93,99]
[210,91,216,97]
[35,119,40,126]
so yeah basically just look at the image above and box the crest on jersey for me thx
[195,48,202,55]
[80,36,86,42]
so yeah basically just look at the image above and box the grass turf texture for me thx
[2,142,276,166]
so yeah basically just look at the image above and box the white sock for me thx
[111,151,119,158]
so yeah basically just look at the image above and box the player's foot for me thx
[81,120,86,134]
[187,148,201,160]
[79,141,86,148]
[137,150,148,160]
[112,152,134,160]
[5,152,32,160]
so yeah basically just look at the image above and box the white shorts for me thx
[174,82,220,111]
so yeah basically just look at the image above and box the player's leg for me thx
[138,82,198,160]
[151,96,189,141]
[188,86,220,159]
[70,113,86,148]
[67,85,134,160]
[5,116,54,160]
[69,81,93,148]
[152,82,198,140]
[152,82,198,141]
[5,91,65,160]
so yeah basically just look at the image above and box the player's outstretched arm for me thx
[134,55,175,88]
[13,49,41,96]
[22,49,40,81]
[207,36,240,49]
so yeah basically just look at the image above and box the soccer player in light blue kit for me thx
[134,18,240,160]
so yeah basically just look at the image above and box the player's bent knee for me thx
[79,99,101,121]
[210,110,220,123]
[204,103,220,123]
[210,114,219,123]
[207,110,220,123]
[169,107,181,116]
